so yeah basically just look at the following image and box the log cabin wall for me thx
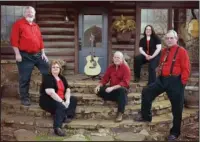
[35,2,77,75]
[110,1,136,72]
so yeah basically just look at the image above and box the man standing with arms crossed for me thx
[134,30,190,141]
[10,6,49,106]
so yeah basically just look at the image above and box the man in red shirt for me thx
[134,30,191,141]
[94,51,131,122]
[10,6,49,106]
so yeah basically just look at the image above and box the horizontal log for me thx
[41,27,74,31]
[1,47,14,55]
[38,23,74,28]
[36,10,67,15]
[112,45,135,51]
[48,56,75,63]
[43,37,74,42]
[44,42,75,48]
[1,55,15,59]
[41,31,74,35]
[112,9,136,13]
[37,21,75,24]
[36,7,67,12]
[46,50,74,56]
[112,13,136,16]
[42,35,74,39]
[36,3,75,9]
[45,45,74,49]
[113,3,136,9]
[112,16,136,20]
[36,16,66,21]
[112,37,135,45]
[113,1,136,5]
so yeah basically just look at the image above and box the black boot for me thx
[54,128,66,136]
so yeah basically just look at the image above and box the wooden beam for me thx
[135,2,141,57]
[74,9,79,74]
[168,8,173,30]
[137,1,199,9]
[41,31,74,35]
[108,4,113,65]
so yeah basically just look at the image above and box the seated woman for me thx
[39,60,77,136]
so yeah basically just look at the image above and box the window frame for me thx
[0,1,36,59]
[135,1,199,56]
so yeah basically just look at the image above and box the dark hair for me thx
[143,25,159,39]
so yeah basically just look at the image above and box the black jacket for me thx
[40,74,69,97]
[139,36,161,55]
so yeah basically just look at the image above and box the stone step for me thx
[29,78,147,94]
[29,74,199,94]
[2,98,171,120]
[29,91,168,105]
[1,108,198,134]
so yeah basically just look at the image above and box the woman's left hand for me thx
[63,101,70,108]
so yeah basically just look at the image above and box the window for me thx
[141,9,168,40]
[83,15,102,48]
[1,5,26,47]
[172,9,199,63]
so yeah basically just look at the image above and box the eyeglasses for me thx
[52,66,60,69]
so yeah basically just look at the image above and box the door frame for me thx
[77,7,108,74]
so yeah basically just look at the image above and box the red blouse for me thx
[146,40,150,55]
[56,80,65,99]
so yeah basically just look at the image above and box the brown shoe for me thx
[115,112,123,122]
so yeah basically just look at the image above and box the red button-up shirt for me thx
[10,17,44,53]
[100,63,131,88]
[160,45,191,85]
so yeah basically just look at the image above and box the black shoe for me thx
[54,128,66,136]
[63,116,72,123]
[167,134,178,141]
[21,98,31,106]
[133,113,151,122]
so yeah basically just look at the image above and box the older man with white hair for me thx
[94,51,131,122]
[134,30,191,141]
[10,6,49,106]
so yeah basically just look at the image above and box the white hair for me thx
[165,30,178,39]
[114,51,129,66]
[23,6,36,16]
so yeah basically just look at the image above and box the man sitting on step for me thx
[134,30,191,141]
[94,51,131,122]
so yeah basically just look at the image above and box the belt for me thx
[20,50,41,55]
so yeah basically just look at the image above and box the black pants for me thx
[96,86,128,113]
[39,95,77,129]
[141,75,185,137]
[16,51,49,100]
[134,54,160,85]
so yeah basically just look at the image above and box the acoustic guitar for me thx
[84,33,101,76]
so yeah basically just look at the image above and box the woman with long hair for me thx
[134,25,162,85]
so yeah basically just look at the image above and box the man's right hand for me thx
[15,54,22,62]
[94,85,100,94]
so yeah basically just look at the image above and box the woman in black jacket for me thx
[134,25,162,85]
[39,60,77,136]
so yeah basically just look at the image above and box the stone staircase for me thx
[1,74,199,141]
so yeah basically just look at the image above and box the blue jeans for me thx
[16,51,49,100]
